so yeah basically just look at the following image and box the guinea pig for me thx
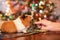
[1,13,32,33]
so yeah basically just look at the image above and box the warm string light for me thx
[39,17,41,21]
[44,15,47,18]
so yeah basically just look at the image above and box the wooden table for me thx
[0,31,60,40]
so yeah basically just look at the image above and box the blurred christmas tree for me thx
[29,0,55,21]
[0,0,57,33]
[27,0,55,33]
[1,0,55,21]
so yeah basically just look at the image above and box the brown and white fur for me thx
[1,15,32,33]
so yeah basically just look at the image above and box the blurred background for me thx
[0,0,60,29]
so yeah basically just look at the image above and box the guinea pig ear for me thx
[21,14,27,20]
[25,14,28,16]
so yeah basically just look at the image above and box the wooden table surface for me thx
[0,31,60,40]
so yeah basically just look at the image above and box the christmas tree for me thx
[0,0,55,33]
[29,0,54,21]
[1,0,54,21]
[27,0,55,33]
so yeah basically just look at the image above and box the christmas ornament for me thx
[35,4,38,6]
[39,10,43,13]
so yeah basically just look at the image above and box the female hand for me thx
[34,19,60,31]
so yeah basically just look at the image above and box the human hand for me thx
[34,19,60,31]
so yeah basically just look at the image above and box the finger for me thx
[34,21,41,24]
